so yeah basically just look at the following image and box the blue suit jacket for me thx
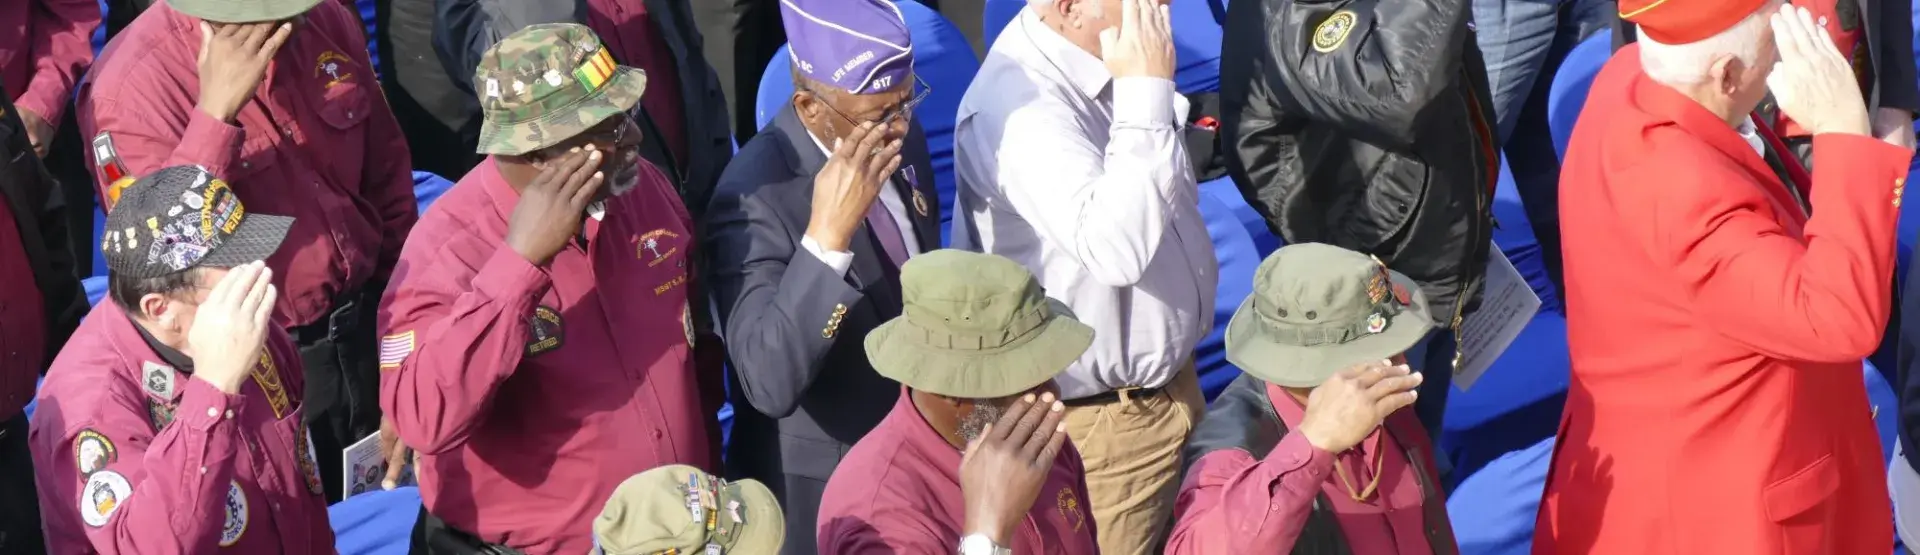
[703,103,940,554]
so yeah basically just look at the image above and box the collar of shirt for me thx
[1016,8,1113,100]
[132,317,195,374]
[893,387,966,467]
[1736,116,1765,157]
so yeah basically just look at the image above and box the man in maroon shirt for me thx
[77,0,419,501]
[817,250,1100,555]
[377,23,719,555]
[0,80,89,555]
[30,165,336,555]
[0,0,97,156]
[1166,243,1454,554]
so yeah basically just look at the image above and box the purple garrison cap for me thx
[780,0,914,95]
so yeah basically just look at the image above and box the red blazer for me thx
[1534,46,1908,555]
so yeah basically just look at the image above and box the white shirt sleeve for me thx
[801,235,854,277]
[980,77,1188,287]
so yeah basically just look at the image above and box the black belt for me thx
[1062,384,1167,407]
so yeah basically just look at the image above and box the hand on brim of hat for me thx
[186,261,278,395]
[1764,4,1869,138]
[196,20,294,124]
[1098,0,1174,80]
[805,122,901,253]
[506,146,606,265]
[960,392,1069,547]
[1295,361,1422,454]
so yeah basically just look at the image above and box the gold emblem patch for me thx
[1057,487,1086,532]
[75,430,117,477]
[527,306,565,355]
[1313,11,1358,53]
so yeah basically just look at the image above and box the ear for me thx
[792,90,823,126]
[138,293,173,327]
[1709,54,1742,97]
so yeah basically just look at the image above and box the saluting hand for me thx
[1099,0,1175,80]
[1766,4,1870,137]
[197,21,294,123]
[960,392,1070,547]
[805,122,901,253]
[505,146,605,265]
[1296,361,1422,453]
[186,261,278,395]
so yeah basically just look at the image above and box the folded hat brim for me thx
[726,479,786,554]
[865,299,1095,399]
[168,0,324,23]
[1225,271,1435,388]
[477,66,648,156]
[198,213,294,270]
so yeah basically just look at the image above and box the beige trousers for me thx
[1060,365,1206,555]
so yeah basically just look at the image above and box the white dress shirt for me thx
[799,130,922,276]
[950,8,1217,400]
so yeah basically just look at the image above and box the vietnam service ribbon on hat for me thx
[575,48,617,92]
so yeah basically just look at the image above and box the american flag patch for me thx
[379,331,415,370]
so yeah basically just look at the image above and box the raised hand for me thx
[197,21,294,123]
[504,146,606,265]
[960,392,1070,546]
[1765,4,1869,137]
[804,121,901,252]
[186,261,278,395]
[1098,0,1175,80]
[1295,361,1423,453]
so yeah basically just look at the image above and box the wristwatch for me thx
[958,534,1011,555]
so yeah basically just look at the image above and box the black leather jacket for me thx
[1219,0,1497,324]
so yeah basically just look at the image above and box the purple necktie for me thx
[867,201,909,267]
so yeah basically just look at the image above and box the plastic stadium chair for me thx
[412,171,456,215]
[755,0,981,246]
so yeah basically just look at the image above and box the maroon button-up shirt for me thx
[0,193,46,421]
[79,1,418,327]
[379,158,711,555]
[585,0,687,165]
[0,0,99,125]
[30,303,333,555]
[817,389,1101,555]
[1166,383,1442,555]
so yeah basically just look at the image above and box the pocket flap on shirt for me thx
[1763,454,1839,522]
[317,83,370,130]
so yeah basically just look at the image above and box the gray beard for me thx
[956,402,1010,445]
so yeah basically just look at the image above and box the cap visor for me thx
[865,299,1095,399]
[1225,273,1435,387]
[476,67,648,156]
[197,214,294,269]
[168,0,323,23]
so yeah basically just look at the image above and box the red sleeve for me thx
[47,379,243,554]
[78,87,244,202]
[1165,433,1334,555]
[17,0,100,124]
[1628,133,1911,362]
[377,229,550,455]
[815,508,954,555]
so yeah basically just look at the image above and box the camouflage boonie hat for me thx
[1225,243,1434,388]
[592,465,784,555]
[473,23,646,156]
[865,250,1094,399]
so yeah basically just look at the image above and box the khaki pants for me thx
[1061,365,1206,555]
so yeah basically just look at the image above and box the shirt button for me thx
[207,407,219,418]
[225,410,235,420]
[200,466,207,474]
[651,429,664,440]
[240,162,250,169]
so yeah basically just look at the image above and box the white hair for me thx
[1637,5,1774,86]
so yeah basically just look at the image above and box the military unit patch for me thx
[315,51,355,89]
[250,352,290,420]
[79,470,132,527]
[141,361,175,401]
[1312,11,1358,53]
[527,306,565,355]
[295,422,324,496]
[1058,487,1085,532]
[637,229,682,267]
[74,430,118,477]
[219,481,248,546]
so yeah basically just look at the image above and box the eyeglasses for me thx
[804,76,933,129]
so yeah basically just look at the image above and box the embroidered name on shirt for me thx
[252,352,291,420]
[655,274,688,296]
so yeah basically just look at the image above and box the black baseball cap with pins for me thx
[100,166,293,279]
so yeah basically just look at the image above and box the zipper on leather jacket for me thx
[1449,65,1499,366]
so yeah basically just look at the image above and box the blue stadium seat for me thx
[982,0,1222,93]
[1546,28,1613,161]
[412,171,456,215]
[755,0,981,246]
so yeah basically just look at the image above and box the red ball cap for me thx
[1621,0,1771,44]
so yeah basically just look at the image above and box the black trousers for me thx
[0,411,46,555]
[290,284,386,503]
[409,506,523,555]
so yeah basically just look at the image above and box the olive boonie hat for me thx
[1226,243,1434,387]
[166,0,323,23]
[473,23,646,156]
[592,465,784,555]
[865,250,1094,399]
[101,166,293,279]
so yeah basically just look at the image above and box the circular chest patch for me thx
[79,471,132,527]
[1313,11,1358,53]
[220,481,248,546]
[74,430,117,477]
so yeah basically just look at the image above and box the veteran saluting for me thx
[1535,1,1913,552]
[29,166,332,554]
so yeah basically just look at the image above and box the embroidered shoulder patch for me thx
[80,470,132,527]
[526,306,565,356]
[74,430,117,477]
[220,481,248,546]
